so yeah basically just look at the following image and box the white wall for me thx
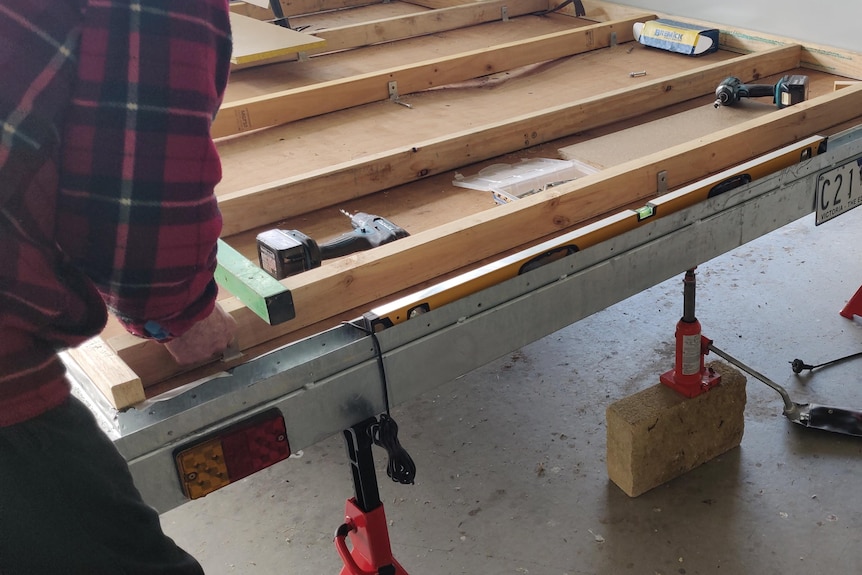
[619,1,861,52]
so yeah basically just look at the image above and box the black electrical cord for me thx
[790,350,862,374]
[372,413,416,485]
[346,321,417,485]
[534,0,586,17]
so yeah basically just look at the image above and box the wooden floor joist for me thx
[212,16,648,138]
[109,82,862,387]
[216,44,801,235]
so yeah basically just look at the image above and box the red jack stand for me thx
[660,268,721,398]
[334,418,409,575]
[840,285,862,319]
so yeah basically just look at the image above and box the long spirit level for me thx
[364,135,826,330]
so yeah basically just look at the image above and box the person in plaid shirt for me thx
[0,0,236,572]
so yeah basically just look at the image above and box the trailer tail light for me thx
[175,411,291,500]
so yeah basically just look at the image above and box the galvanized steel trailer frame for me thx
[67,125,862,514]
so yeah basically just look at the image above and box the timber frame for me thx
[71,0,862,408]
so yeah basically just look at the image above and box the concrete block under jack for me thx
[606,361,746,497]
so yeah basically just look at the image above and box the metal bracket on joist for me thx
[610,31,618,47]
[388,81,413,109]
[657,170,668,195]
[501,6,509,21]
[297,51,310,62]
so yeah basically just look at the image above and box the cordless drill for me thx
[713,75,809,108]
[257,211,409,279]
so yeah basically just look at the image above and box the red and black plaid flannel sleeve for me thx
[57,0,232,340]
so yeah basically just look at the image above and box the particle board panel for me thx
[229,12,326,65]
[559,103,779,169]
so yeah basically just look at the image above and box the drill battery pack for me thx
[776,75,809,108]
[256,229,321,280]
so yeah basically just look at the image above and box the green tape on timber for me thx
[215,239,295,325]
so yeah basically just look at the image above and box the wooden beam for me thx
[216,45,800,236]
[66,338,145,408]
[211,16,647,138]
[113,80,862,387]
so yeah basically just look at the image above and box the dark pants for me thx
[0,396,204,575]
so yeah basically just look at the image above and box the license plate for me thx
[815,157,862,225]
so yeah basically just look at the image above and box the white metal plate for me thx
[815,156,862,225]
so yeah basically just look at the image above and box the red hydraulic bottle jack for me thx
[334,417,409,575]
[660,268,721,397]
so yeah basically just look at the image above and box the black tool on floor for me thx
[790,351,862,374]
[708,344,862,437]
[257,211,409,279]
[713,75,809,108]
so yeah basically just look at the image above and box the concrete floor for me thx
[162,207,862,575]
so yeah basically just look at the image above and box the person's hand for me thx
[164,303,238,365]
